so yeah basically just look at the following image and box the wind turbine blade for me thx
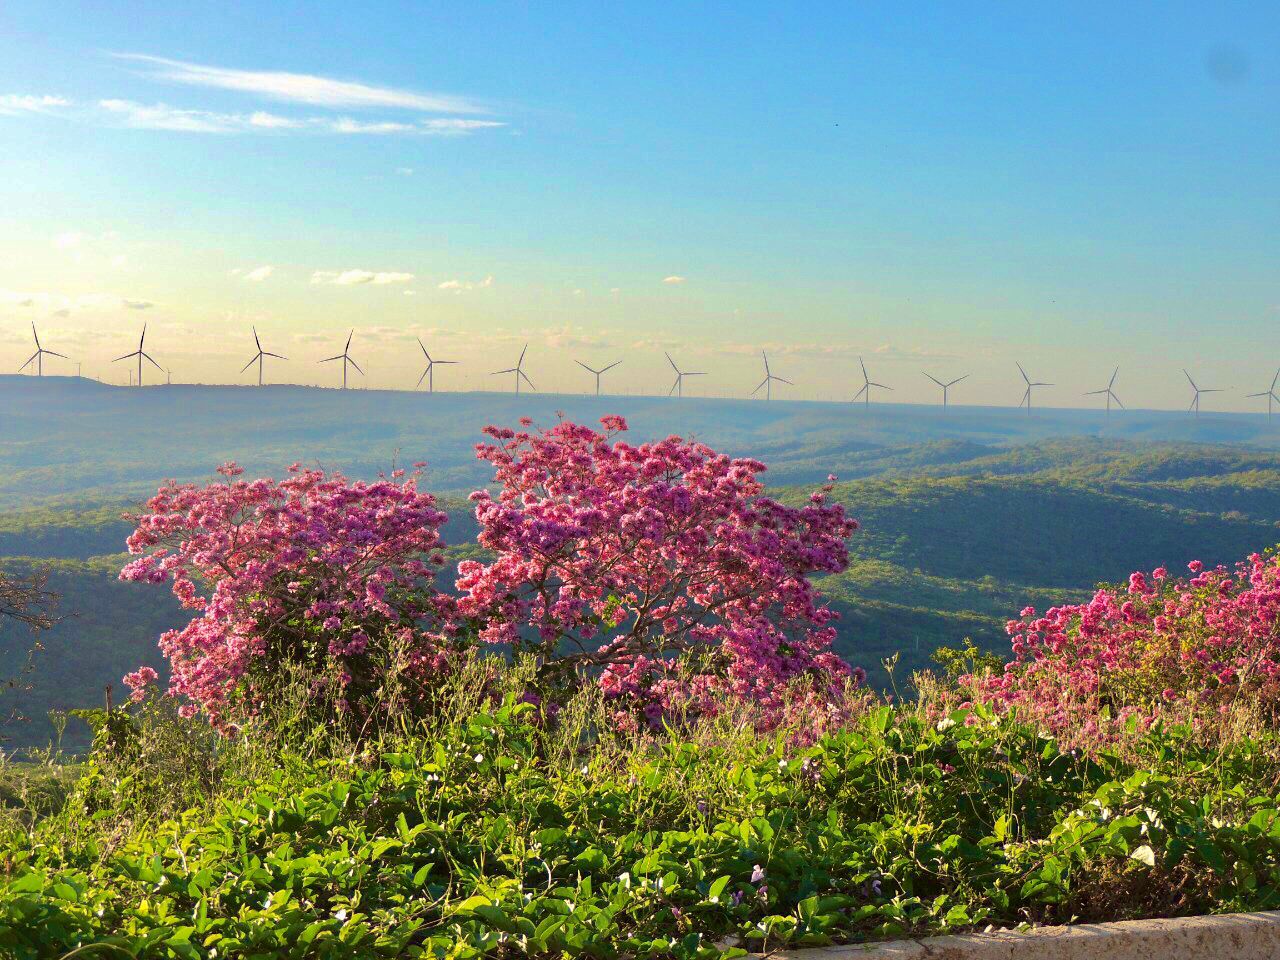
[143,352,163,371]
[1017,362,1030,385]
[1272,368,1280,392]
[575,360,595,373]
[869,381,891,389]
[263,352,287,360]
[1108,367,1119,389]
[418,337,429,359]
[139,324,147,349]
[669,377,680,397]
[762,350,770,376]
[859,357,868,379]
[923,373,945,387]
[1084,389,1107,395]
[253,327,262,350]
[492,368,516,375]
[113,352,136,363]
[601,360,622,372]
[344,330,353,351]
[18,352,36,372]
[947,375,969,386]
[416,368,429,388]
[1183,369,1198,391]
[320,355,343,363]
[46,350,69,360]
[665,351,679,373]
[1112,393,1125,409]
[1020,388,1030,408]
[852,384,868,401]
[519,370,536,390]
[686,371,706,377]
[347,358,364,376]
[240,356,259,373]
[1247,391,1270,397]
[751,377,768,396]
[518,343,528,366]
[776,377,793,385]
[1202,388,1223,393]
[437,360,458,364]
[1189,396,1198,412]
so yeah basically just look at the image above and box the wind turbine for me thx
[1016,362,1051,413]
[113,325,162,387]
[415,339,457,393]
[241,327,287,386]
[575,358,621,396]
[853,357,892,408]
[751,351,792,400]
[18,323,67,376]
[665,351,705,398]
[1084,367,1124,415]
[1183,369,1221,419]
[320,330,363,389]
[1247,368,1280,424]
[923,371,967,407]
[492,343,535,393]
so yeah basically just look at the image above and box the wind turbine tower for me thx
[1247,368,1280,424]
[665,352,705,398]
[853,357,892,408]
[1017,362,1051,413]
[576,359,621,396]
[320,331,363,389]
[923,371,966,407]
[1085,367,1124,415]
[492,344,535,393]
[1183,369,1221,418]
[242,327,287,386]
[751,351,792,400]
[113,325,162,387]
[415,339,458,393]
[18,323,68,376]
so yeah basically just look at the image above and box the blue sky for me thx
[1,2,1277,408]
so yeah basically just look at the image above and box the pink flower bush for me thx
[121,463,455,728]
[456,416,859,730]
[975,550,1280,737]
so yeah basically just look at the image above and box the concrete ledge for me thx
[764,911,1280,959]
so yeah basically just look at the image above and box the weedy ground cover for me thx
[1,663,1278,959]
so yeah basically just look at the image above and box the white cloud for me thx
[396,167,415,176]
[311,269,415,286]
[403,289,417,296]
[114,53,489,114]
[98,98,305,133]
[0,94,69,115]
[329,117,415,135]
[241,265,274,282]
[437,275,494,292]
[662,275,686,285]
[53,231,87,249]
[122,298,154,310]
[111,254,128,269]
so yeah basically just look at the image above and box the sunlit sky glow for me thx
[1,2,1277,409]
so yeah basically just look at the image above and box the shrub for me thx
[120,463,456,730]
[457,416,860,731]
[974,549,1280,738]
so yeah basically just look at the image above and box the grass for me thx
[2,660,1279,959]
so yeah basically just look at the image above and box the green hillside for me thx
[3,437,1279,751]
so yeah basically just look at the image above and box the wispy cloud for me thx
[115,53,489,114]
[0,94,69,115]
[122,299,154,310]
[438,275,494,293]
[311,269,415,286]
[662,275,686,285]
[238,265,275,282]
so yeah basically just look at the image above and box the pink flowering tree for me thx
[120,463,456,730]
[973,551,1280,738]
[455,416,860,730]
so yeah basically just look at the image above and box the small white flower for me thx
[936,718,957,732]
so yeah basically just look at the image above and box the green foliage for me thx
[931,639,1004,681]
[2,689,1280,958]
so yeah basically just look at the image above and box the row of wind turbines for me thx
[14,323,1280,420]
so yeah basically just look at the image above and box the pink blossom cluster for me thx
[975,551,1280,736]
[120,462,454,727]
[455,415,859,729]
